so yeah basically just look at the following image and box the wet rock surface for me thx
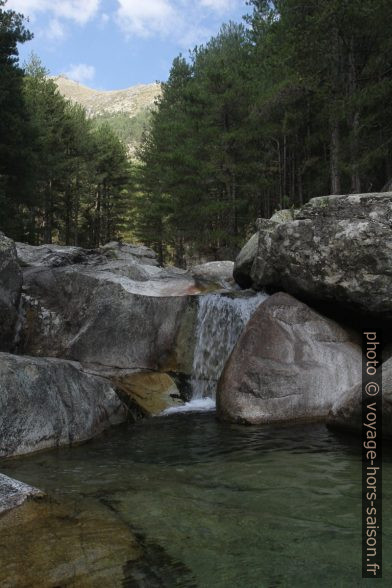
[114,371,184,416]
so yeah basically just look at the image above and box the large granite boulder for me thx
[0,233,22,351]
[217,292,361,425]
[327,358,392,437]
[233,211,295,289]
[20,265,198,375]
[15,239,220,379]
[0,353,128,458]
[0,473,43,515]
[233,233,258,289]
[250,193,392,321]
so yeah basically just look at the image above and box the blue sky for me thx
[7,0,250,90]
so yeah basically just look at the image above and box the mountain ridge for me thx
[52,75,161,118]
[52,75,162,156]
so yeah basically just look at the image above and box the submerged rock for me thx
[0,353,128,458]
[217,292,361,425]
[250,193,392,321]
[0,496,143,587]
[0,233,22,351]
[114,371,184,416]
[0,473,43,515]
[327,358,392,437]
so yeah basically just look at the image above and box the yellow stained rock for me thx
[115,372,184,416]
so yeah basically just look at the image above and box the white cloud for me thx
[65,63,96,84]
[8,0,244,50]
[199,0,237,12]
[7,0,101,25]
[116,0,177,37]
[45,19,65,41]
[115,0,243,43]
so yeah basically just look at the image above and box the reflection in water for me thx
[1,413,391,587]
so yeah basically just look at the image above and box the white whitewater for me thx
[162,291,268,415]
[162,397,216,415]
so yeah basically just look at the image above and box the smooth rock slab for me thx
[0,353,128,457]
[217,292,362,425]
[0,473,43,514]
[327,358,392,437]
[20,266,198,374]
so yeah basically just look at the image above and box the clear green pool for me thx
[1,412,391,587]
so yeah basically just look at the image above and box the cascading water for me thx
[163,291,268,414]
[190,292,268,399]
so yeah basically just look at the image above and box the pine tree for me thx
[0,0,33,238]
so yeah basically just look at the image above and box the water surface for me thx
[2,413,391,587]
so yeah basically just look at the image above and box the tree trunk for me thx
[44,180,53,244]
[64,185,72,246]
[330,121,341,195]
[95,187,101,247]
[348,36,361,193]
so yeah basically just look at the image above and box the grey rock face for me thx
[0,233,23,351]
[16,240,161,281]
[0,353,128,457]
[217,292,361,424]
[0,473,43,514]
[270,208,295,223]
[233,233,259,289]
[20,266,198,374]
[191,261,235,288]
[251,193,392,320]
[327,358,392,437]
[14,237,208,375]
[16,240,159,269]
[16,242,99,268]
[100,240,159,265]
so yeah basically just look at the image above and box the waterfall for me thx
[163,291,268,415]
[190,292,268,400]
